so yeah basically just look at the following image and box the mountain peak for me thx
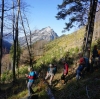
[46,26,51,28]
[45,26,52,32]
[19,27,58,47]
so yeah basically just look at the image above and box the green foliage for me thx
[69,48,74,54]
[56,0,90,31]
[10,42,22,61]
[1,66,28,83]
[1,73,6,83]
[18,66,28,75]
[74,46,79,53]
[1,70,12,83]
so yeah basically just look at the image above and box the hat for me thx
[79,58,84,63]
[49,64,52,67]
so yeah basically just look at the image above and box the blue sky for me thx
[25,0,76,36]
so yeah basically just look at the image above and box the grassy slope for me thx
[53,67,100,99]
[35,27,85,68]
[4,25,100,99]
[7,63,100,99]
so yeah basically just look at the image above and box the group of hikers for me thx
[45,59,69,85]
[76,45,100,80]
[25,45,100,99]
[25,59,68,99]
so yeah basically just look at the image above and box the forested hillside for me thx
[1,0,100,99]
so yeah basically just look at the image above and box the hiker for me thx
[52,63,57,75]
[78,53,90,72]
[76,57,85,80]
[91,45,99,71]
[92,45,99,59]
[61,59,68,84]
[45,64,55,85]
[25,67,35,99]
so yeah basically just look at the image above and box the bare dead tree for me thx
[23,12,33,68]
[0,0,4,87]
[19,10,33,67]
[12,0,20,83]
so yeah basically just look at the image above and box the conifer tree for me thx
[56,0,98,58]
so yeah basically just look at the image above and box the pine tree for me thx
[56,0,98,58]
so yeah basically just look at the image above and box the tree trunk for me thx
[83,0,93,56]
[84,0,98,58]
[12,0,15,78]
[19,11,33,67]
[12,0,20,83]
[0,0,4,85]
[24,13,33,68]
[16,0,20,78]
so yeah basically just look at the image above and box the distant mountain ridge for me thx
[18,26,58,47]
[2,33,13,54]
[3,33,13,43]
[2,40,12,54]
[3,26,58,50]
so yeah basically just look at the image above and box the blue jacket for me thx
[28,71,35,83]
[77,65,84,72]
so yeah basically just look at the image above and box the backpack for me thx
[34,71,38,80]
[83,57,90,72]
[54,65,57,74]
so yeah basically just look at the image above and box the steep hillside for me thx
[34,27,85,67]
[52,67,100,99]
[34,18,100,67]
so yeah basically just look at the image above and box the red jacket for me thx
[64,63,68,75]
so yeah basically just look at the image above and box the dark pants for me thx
[61,74,66,84]
[76,70,81,80]
[85,63,90,72]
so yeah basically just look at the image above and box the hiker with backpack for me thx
[61,59,69,84]
[25,67,36,99]
[83,57,90,72]
[76,57,85,80]
[91,45,99,71]
[78,53,90,72]
[45,64,55,85]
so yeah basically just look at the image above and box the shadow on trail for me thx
[51,62,100,99]
[52,72,76,88]
[31,94,38,99]
[21,94,38,99]
[0,77,27,99]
